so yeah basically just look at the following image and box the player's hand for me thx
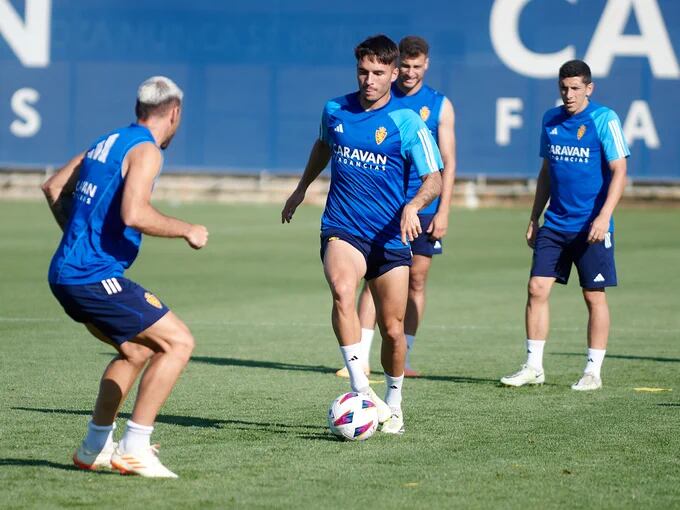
[281,188,305,224]
[587,214,610,244]
[526,219,538,248]
[185,224,209,249]
[428,210,449,240]
[400,204,422,245]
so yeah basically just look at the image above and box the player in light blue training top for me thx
[340,35,457,379]
[501,60,629,391]
[43,76,208,478]
[282,35,443,435]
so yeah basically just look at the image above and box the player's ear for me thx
[390,65,398,83]
[586,81,594,97]
[424,57,430,70]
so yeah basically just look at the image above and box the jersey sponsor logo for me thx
[577,124,587,140]
[332,143,387,171]
[375,126,387,145]
[419,106,430,122]
[86,133,120,164]
[334,123,344,133]
[548,144,590,163]
[550,127,558,135]
[75,179,98,204]
[144,292,162,309]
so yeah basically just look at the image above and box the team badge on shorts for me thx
[419,106,430,122]
[328,236,340,242]
[577,124,586,140]
[375,126,387,145]
[144,292,162,309]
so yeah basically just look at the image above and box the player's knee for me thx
[583,289,606,308]
[382,322,404,344]
[408,273,427,295]
[527,278,550,300]
[122,343,154,368]
[329,279,356,309]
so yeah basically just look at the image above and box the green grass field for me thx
[1,200,679,509]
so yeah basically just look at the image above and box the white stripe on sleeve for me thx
[417,128,437,173]
[608,119,626,159]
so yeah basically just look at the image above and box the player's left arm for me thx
[41,152,85,231]
[429,97,456,240]
[587,157,627,244]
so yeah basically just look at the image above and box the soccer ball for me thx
[328,392,379,441]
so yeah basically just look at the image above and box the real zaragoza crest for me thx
[419,106,430,122]
[577,124,586,140]
[144,292,162,309]
[375,126,387,145]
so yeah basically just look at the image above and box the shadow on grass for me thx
[657,403,680,408]
[551,352,680,363]
[191,356,500,385]
[12,407,323,437]
[0,458,116,474]
[191,356,337,374]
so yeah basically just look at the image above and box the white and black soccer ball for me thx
[328,392,379,441]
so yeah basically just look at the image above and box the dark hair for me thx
[354,34,399,65]
[558,59,592,84]
[135,97,181,121]
[399,36,429,59]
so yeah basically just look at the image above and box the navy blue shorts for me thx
[320,228,412,280]
[410,213,443,257]
[50,277,170,345]
[531,227,617,288]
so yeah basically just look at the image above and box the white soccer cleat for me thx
[500,364,545,387]
[361,387,391,424]
[73,441,116,471]
[111,444,178,478]
[571,373,602,391]
[381,408,405,435]
[335,365,370,378]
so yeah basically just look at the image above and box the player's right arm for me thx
[121,142,208,249]
[281,140,332,224]
[41,152,85,231]
[527,158,551,248]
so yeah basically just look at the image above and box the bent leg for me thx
[86,323,154,426]
[369,266,409,376]
[404,254,432,336]
[125,311,195,426]
[323,240,367,346]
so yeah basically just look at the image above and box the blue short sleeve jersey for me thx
[319,93,443,251]
[392,84,446,214]
[539,101,630,233]
[48,124,157,284]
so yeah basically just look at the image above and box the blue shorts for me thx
[531,227,617,289]
[49,277,170,345]
[320,228,412,280]
[410,213,443,257]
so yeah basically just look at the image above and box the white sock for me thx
[384,373,404,410]
[526,339,545,372]
[584,348,606,378]
[360,328,374,367]
[340,343,370,392]
[84,420,115,452]
[119,420,154,454]
[405,334,416,369]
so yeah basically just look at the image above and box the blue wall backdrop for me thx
[1,0,678,179]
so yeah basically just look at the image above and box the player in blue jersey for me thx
[281,35,443,434]
[335,35,456,379]
[42,76,208,477]
[501,60,629,391]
